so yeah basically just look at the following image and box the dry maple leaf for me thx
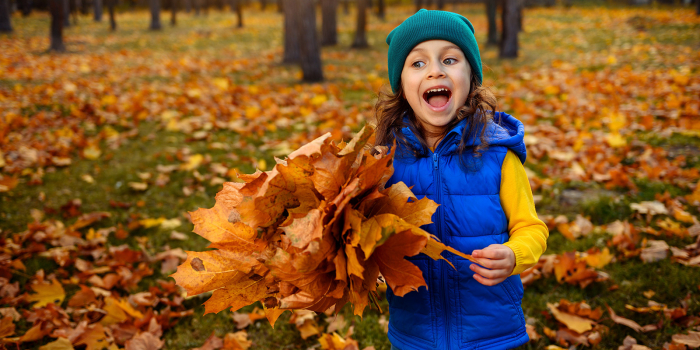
[26,279,66,309]
[172,126,475,324]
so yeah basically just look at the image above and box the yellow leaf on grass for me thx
[181,154,204,171]
[547,302,596,334]
[606,132,627,148]
[83,144,101,160]
[310,95,328,106]
[213,78,230,90]
[27,279,65,308]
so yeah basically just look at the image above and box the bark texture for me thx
[282,0,300,63]
[171,0,177,26]
[500,0,518,58]
[94,0,103,21]
[486,0,498,45]
[321,0,338,46]
[150,0,162,30]
[352,0,369,48]
[21,0,32,17]
[235,0,243,27]
[50,0,66,51]
[0,0,12,33]
[298,0,323,82]
[63,0,70,27]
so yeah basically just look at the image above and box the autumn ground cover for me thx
[1,3,700,350]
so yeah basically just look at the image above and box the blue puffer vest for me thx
[384,112,529,350]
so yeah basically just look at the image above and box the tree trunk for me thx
[184,0,191,12]
[260,0,267,10]
[415,0,422,12]
[352,0,368,48]
[297,0,323,82]
[517,0,523,32]
[377,0,385,20]
[72,0,81,25]
[49,0,66,51]
[171,0,177,26]
[94,0,103,21]
[236,0,243,27]
[500,0,518,58]
[277,0,282,13]
[107,0,117,30]
[437,0,445,9]
[194,0,200,15]
[321,0,338,46]
[282,0,301,63]
[63,0,70,27]
[697,0,699,16]
[0,0,12,33]
[342,0,348,14]
[150,0,162,30]
[20,0,32,17]
[486,0,498,45]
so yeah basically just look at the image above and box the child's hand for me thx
[470,244,516,286]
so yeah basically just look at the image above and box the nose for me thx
[427,63,446,79]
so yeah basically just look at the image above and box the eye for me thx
[443,58,457,65]
[412,61,425,68]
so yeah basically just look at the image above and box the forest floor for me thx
[1,3,700,350]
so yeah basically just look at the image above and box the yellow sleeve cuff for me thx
[500,150,549,276]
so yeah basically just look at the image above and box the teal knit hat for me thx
[386,9,482,93]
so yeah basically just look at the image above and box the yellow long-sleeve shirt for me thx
[500,150,549,275]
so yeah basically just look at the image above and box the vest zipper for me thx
[432,150,450,348]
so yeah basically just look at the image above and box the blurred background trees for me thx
[2,0,698,72]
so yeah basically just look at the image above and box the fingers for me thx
[473,257,512,270]
[472,271,507,286]
[472,246,509,260]
[470,263,509,280]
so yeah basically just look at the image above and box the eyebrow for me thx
[409,45,462,54]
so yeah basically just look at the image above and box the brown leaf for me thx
[125,331,164,350]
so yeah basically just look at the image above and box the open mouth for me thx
[423,87,452,109]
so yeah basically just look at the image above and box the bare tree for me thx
[352,0,369,48]
[321,0,338,46]
[150,0,162,30]
[486,0,498,45]
[20,0,32,17]
[94,0,103,21]
[50,0,66,51]
[0,0,11,33]
[63,0,70,27]
[297,0,323,81]
[282,0,300,63]
[377,0,385,20]
[107,0,117,30]
[234,0,243,27]
[171,0,178,26]
[500,0,518,58]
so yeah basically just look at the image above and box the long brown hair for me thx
[373,73,498,170]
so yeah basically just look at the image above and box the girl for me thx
[374,10,549,350]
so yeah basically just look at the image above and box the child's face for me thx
[400,40,472,134]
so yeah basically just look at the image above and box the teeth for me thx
[426,88,449,93]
